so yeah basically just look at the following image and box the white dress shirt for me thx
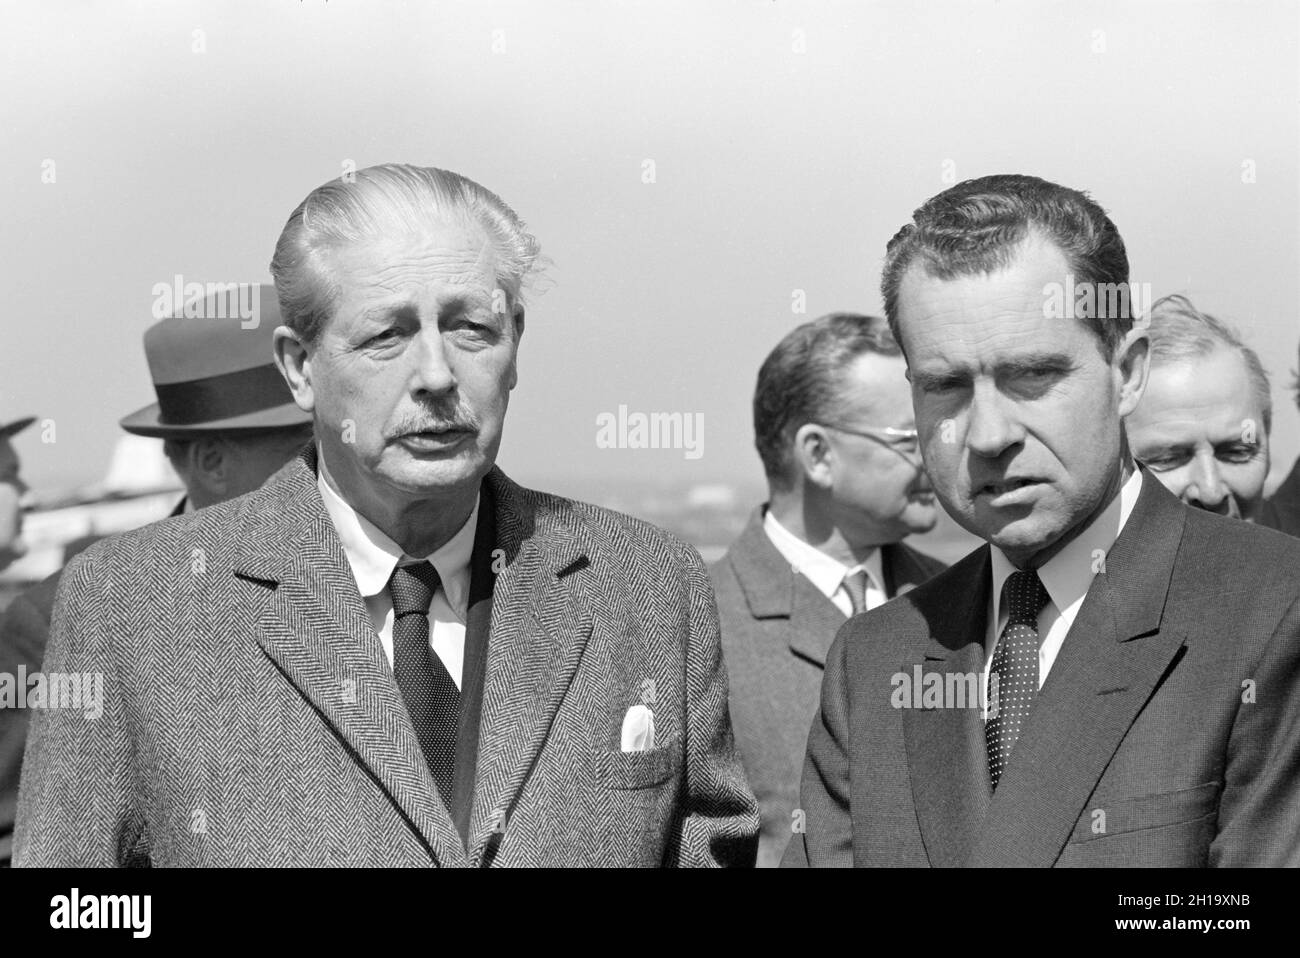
[317,455,478,689]
[981,467,1143,716]
[763,507,888,615]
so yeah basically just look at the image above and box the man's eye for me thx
[1219,445,1259,464]
[1019,366,1064,382]
[921,378,962,394]
[367,328,401,345]
[451,320,499,340]
[1139,455,1185,472]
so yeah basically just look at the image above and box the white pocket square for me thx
[620,704,655,752]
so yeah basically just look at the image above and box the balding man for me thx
[1127,294,1271,521]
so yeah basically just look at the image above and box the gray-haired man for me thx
[16,164,757,867]
[1126,294,1272,521]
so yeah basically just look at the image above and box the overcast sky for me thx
[2,0,1297,498]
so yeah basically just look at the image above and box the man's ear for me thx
[792,423,835,490]
[1115,324,1150,419]
[186,436,229,501]
[273,325,316,412]
[507,306,525,391]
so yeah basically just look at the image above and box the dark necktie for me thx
[985,568,1050,790]
[841,570,870,616]
[388,561,460,807]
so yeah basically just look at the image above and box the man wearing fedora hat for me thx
[0,285,311,865]
[119,283,314,513]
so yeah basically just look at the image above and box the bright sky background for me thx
[2,0,1297,497]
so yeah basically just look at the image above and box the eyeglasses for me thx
[822,423,922,463]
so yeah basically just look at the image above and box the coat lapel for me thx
[466,471,595,865]
[727,508,846,666]
[970,471,1189,866]
[902,546,993,866]
[233,447,468,867]
[788,580,850,666]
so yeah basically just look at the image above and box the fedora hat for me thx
[120,282,313,439]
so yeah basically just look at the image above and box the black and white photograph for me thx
[0,0,1297,934]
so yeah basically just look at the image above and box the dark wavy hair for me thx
[881,174,1131,360]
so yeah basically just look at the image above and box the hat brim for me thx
[119,401,313,439]
[0,416,36,440]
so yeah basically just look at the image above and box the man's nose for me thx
[964,382,1023,458]
[1182,455,1234,516]
[410,328,457,395]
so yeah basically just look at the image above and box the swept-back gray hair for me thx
[1145,294,1273,435]
[270,163,541,343]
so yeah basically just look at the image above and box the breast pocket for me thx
[1070,782,1221,844]
[595,738,682,790]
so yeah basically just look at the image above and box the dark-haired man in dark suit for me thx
[787,175,1300,868]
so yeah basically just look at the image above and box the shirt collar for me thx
[316,448,478,618]
[762,506,886,599]
[989,464,1143,632]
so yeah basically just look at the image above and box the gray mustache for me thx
[390,409,479,435]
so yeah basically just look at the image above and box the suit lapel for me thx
[727,508,846,666]
[788,580,848,666]
[902,547,993,866]
[466,471,594,864]
[233,447,468,867]
[970,471,1189,866]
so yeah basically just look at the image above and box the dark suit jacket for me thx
[785,470,1300,867]
[0,573,60,866]
[15,449,758,866]
[1260,456,1300,538]
[711,509,945,867]
[0,498,185,865]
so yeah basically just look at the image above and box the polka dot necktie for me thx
[388,561,460,807]
[985,569,1050,791]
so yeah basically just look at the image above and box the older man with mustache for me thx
[15,163,757,867]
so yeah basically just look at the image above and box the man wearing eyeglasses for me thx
[710,312,945,866]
